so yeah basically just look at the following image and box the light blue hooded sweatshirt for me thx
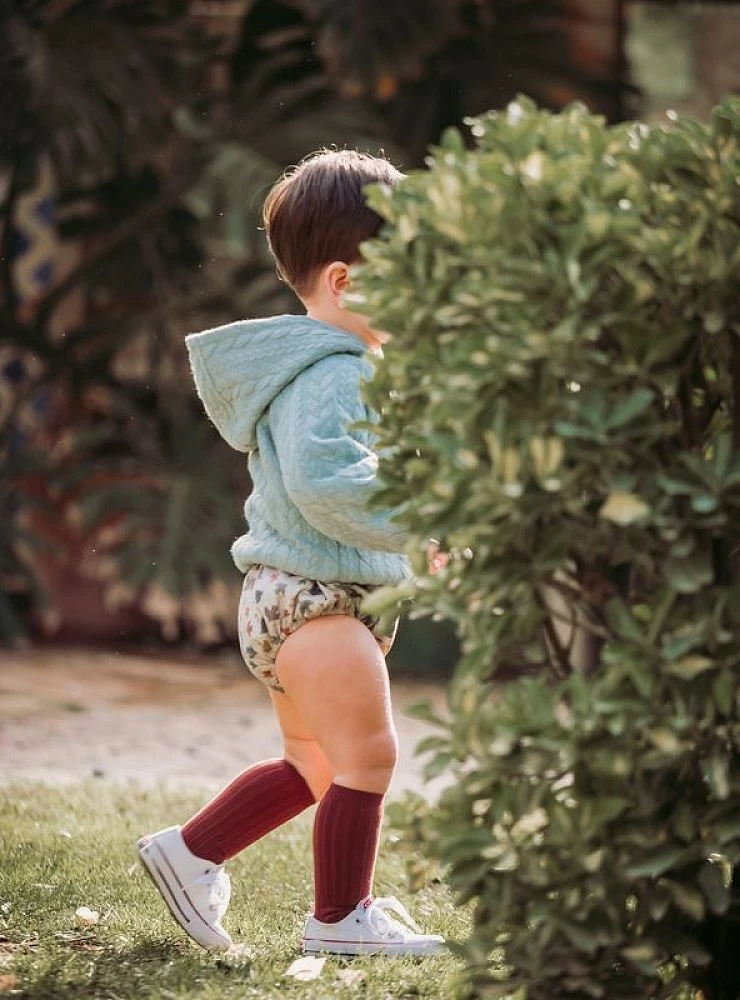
[185,314,412,585]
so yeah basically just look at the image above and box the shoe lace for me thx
[184,867,231,917]
[366,896,422,939]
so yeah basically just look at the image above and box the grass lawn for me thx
[0,781,474,999]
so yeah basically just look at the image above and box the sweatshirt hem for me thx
[231,541,412,588]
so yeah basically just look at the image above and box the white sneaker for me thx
[136,826,232,951]
[302,894,446,957]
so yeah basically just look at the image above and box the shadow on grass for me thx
[16,939,252,1000]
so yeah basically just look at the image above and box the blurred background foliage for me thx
[0,0,738,672]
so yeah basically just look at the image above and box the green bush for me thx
[354,96,740,999]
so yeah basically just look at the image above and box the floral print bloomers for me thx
[238,564,400,693]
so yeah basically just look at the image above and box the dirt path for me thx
[0,648,454,801]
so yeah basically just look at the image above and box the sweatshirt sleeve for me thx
[270,356,408,553]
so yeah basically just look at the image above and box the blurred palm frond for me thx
[61,397,243,640]
[0,0,215,185]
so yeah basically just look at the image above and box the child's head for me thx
[263,149,404,347]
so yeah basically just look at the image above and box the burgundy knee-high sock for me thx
[181,759,315,864]
[312,782,385,923]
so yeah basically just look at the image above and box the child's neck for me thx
[304,304,383,353]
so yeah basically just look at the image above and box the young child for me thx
[135,150,446,958]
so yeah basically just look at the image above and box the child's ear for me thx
[324,261,350,304]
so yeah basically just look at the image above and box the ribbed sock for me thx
[181,759,315,864]
[312,782,385,923]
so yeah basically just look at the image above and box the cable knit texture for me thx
[185,315,412,585]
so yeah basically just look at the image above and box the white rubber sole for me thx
[302,935,446,957]
[136,836,232,951]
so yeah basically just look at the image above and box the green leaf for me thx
[663,655,716,679]
[590,797,630,825]
[423,752,455,779]
[605,388,655,428]
[555,919,600,956]
[624,845,689,878]
[605,599,645,642]
[646,727,682,754]
[663,879,705,921]
[413,735,450,757]
[703,752,730,800]
[621,942,660,975]
[664,551,713,593]
[690,493,718,514]
[582,848,606,872]
[703,312,724,334]
[600,492,650,526]
[660,632,701,659]
[404,699,448,728]
[697,861,730,915]
[712,670,734,714]
[360,580,417,615]
[553,420,604,443]
[656,474,697,496]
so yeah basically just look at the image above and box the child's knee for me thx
[330,730,398,793]
[284,737,334,799]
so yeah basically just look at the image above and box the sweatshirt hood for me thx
[185,314,371,452]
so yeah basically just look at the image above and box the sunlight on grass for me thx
[0,781,473,999]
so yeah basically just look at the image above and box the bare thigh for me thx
[268,687,333,801]
[274,615,399,794]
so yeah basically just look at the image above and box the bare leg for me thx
[267,687,334,800]
[275,615,398,921]
[275,615,398,793]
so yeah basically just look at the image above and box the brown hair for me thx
[262,149,404,297]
